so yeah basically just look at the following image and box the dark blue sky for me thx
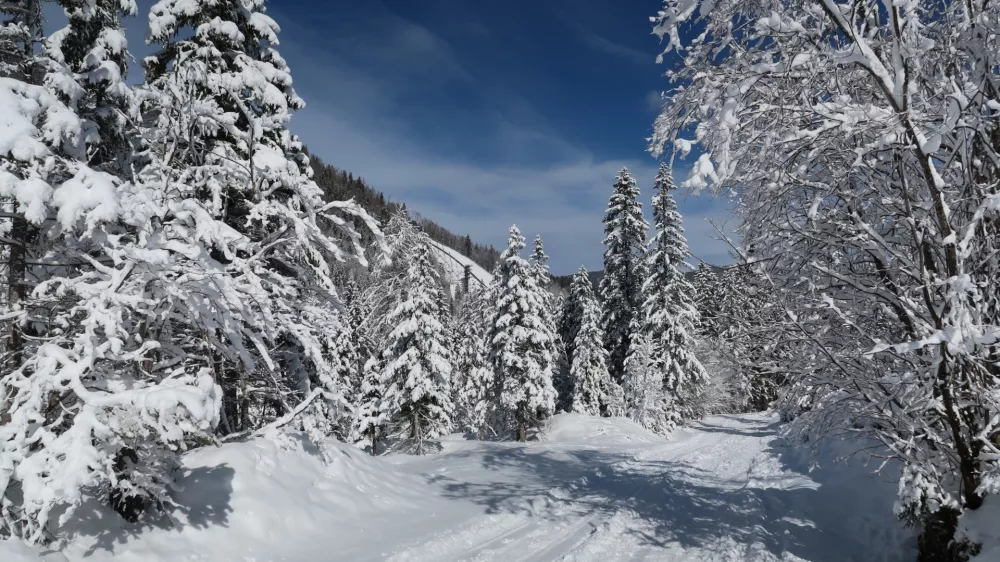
[48,0,735,274]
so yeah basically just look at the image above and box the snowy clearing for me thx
[3,413,915,561]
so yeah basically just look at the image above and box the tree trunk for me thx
[413,409,422,455]
[918,507,978,562]
[5,216,27,371]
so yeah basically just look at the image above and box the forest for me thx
[2,0,1000,561]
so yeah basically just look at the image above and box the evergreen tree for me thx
[141,0,383,434]
[623,333,679,434]
[351,355,386,456]
[47,0,136,175]
[599,168,648,384]
[451,286,492,434]
[0,0,223,538]
[486,226,557,441]
[692,261,721,338]
[378,241,453,454]
[570,270,619,416]
[557,267,588,410]
[638,163,706,418]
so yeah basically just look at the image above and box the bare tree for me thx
[652,0,1000,557]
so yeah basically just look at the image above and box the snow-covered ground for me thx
[2,414,915,561]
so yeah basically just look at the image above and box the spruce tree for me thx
[599,168,648,384]
[569,270,619,416]
[638,163,706,419]
[451,287,492,434]
[351,355,386,456]
[486,226,557,441]
[142,0,383,434]
[556,267,589,410]
[692,261,721,338]
[378,241,453,454]
[623,332,679,434]
[47,0,136,175]
[0,0,224,538]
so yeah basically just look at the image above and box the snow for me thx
[2,413,915,561]
[959,497,1000,561]
[427,238,493,289]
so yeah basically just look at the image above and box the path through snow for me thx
[381,413,914,562]
[2,413,915,561]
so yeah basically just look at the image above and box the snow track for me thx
[5,413,915,561]
[381,414,915,562]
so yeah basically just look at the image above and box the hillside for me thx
[308,150,501,273]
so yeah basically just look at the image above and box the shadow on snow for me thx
[424,416,914,562]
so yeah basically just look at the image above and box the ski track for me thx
[384,414,914,562]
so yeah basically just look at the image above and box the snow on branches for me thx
[652,0,1000,554]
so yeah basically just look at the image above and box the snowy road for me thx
[6,413,915,562]
[378,414,915,562]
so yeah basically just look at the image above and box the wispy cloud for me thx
[645,90,664,112]
[558,11,652,66]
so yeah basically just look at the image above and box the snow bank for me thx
[2,433,434,562]
[427,239,493,290]
[542,412,664,447]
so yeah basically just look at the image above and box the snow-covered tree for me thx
[141,0,383,435]
[692,262,721,338]
[47,0,137,175]
[351,355,386,456]
[637,163,706,419]
[570,269,620,417]
[623,333,679,435]
[557,267,591,412]
[652,0,1000,556]
[0,1,223,539]
[599,168,648,384]
[716,266,783,413]
[486,226,557,441]
[378,241,453,454]
[451,287,491,434]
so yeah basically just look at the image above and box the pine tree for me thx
[529,235,564,399]
[351,355,386,456]
[46,0,136,175]
[486,226,557,441]
[378,241,453,454]
[623,332,679,434]
[638,164,706,419]
[692,261,721,338]
[0,0,224,538]
[451,287,492,434]
[600,168,648,384]
[569,270,619,416]
[141,0,383,434]
[557,267,589,410]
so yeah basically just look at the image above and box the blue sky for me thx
[47,0,736,274]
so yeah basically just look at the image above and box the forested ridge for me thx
[307,151,502,273]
